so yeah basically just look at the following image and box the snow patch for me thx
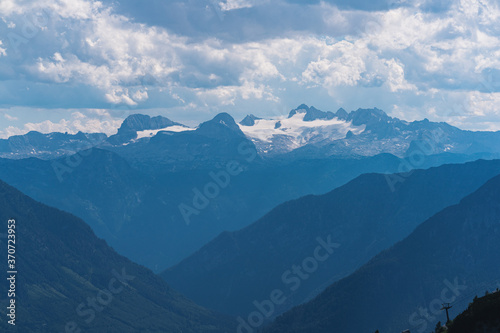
[136,126,195,139]
[238,111,365,150]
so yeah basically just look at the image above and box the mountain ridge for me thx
[0,179,234,332]
[162,158,500,318]
[3,105,500,160]
[264,173,500,333]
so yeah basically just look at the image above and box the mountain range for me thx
[3,105,500,162]
[265,172,500,333]
[0,106,499,273]
[2,104,500,332]
[0,179,233,332]
[0,131,106,159]
[0,136,390,271]
[239,104,500,158]
[162,159,500,318]
[0,105,500,333]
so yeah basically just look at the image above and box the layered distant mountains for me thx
[265,172,500,333]
[0,131,106,159]
[162,159,500,318]
[0,180,233,332]
[0,106,499,273]
[2,105,500,161]
[1,105,500,333]
[240,104,500,157]
[0,139,411,271]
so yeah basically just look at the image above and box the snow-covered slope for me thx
[239,110,365,154]
[3,106,500,160]
[239,104,500,158]
[136,126,195,140]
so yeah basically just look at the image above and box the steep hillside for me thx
[447,291,500,333]
[0,180,233,332]
[0,144,409,270]
[163,159,500,317]
[265,174,500,333]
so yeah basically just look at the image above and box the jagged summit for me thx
[0,131,107,159]
[240,114,262,126]
[119,114,180,132]
[196,112,245,138]
[107,114,185,145]
[3,105,500,160]
[335,108,348,120]
[347,107,393,126]
[288,104,336,121]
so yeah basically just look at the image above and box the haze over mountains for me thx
[0,131,106,159]
[1,106,497,271]
[3,0,499,330]
[265,172,500,333]
[0,180,233,333]
[1,104,500,333]
[3,105,500,161]
[0,123,426,271]
[162,159,500,318]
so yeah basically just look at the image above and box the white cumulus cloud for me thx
[0,109,123,139]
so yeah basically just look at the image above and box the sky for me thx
[1,0,500,138]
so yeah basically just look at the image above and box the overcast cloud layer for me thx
[1,0,500,138]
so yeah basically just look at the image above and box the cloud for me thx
[0,40,6,56]
[0,0,500,132]
[3,113,17,121]
[301,40,367,88]
[0,109,123,139]
[219,0,256,11]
